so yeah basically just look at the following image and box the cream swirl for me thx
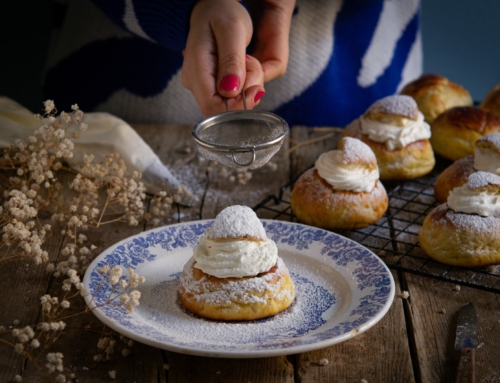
[474,146,500,175]
[193,235,278,278]
[360,111,431,151]
[448,186,500,216]
[315,150,378,192]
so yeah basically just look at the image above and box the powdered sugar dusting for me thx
[136,262,337,347]
[180,256,290,304]
[440,205,500,234]
[207,205,267,240]
[341,137,377,165]
[467,171,500,189]
[365,95,418,119]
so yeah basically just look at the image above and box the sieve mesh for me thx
[192,110,288,169]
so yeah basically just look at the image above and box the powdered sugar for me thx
[341,137,377,165]
[467,171,500,189]
[365,95,418,119]
[437,204,500,234]
[180,256,290,304]
[136,260,337,347]
[207,205,267,241]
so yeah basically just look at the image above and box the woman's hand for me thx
[182,0,266,116]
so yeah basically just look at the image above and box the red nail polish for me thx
[220,75,239,91]
[254,90,265,103]
[245,54,250,60]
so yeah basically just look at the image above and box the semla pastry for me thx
[340,95,435,180]
[434,133,500,202]
[419,172,500,267]
[480,84,500,117]
[290,137,388,230]
[430,106,500,161]
[400,73,473,123]
[179,205,295,321]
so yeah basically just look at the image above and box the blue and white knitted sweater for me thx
[43,0,422,127]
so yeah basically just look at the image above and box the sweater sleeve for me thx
[90,0,198,51]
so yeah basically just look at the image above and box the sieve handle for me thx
[223,88,247,112]
[230,147,255,167]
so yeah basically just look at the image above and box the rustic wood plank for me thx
[403,273,500,383]
[0,217,65,383]
[164,353,294,383]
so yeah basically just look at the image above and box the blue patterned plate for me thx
[83,220,394,358]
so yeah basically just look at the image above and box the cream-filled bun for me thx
[430,106,500,161]
[340,95,435,180]
[419,172,500,267]
[434,133,500,202]
[178,205,295,321]
[290,137,388,231]
[400,73,473,123]
[480,84,500,117]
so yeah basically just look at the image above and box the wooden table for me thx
[1,124,499,383]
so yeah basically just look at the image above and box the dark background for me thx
[1,0,499,113]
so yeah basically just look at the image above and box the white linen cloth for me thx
[0,97,194,204]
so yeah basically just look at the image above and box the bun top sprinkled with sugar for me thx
[364,95,419,121]
[206,205,267,241]
[340,137,377,168]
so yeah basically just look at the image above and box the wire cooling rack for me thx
[253,165,500,294]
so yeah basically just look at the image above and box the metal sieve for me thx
[192,92,289,169]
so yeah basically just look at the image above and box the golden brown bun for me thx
[178,257,295,321]
[433,156,475,203]
[418,204,500,267]
[430,106,500,161]
[480,84,500,117]
[290,168,388,230]
[400,74,473,123]
[340,120,435,180]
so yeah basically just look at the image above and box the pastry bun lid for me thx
[364,95,419,121]
[206,205,267,241]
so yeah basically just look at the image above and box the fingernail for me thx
[254,90,265,103]
[220,75,239,91]
[245,54,250,60]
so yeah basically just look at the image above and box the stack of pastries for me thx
[179,205,295,321]
[290,137,388,230]
[340,95,435,180]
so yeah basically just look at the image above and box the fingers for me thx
[182,0,255,116]
[251,0,295,82]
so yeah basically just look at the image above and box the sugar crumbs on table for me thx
[318,358,329,366]
[439,308,446,314]
[162,364,170,370]
[398,291,410,299]
[361,379,368,383]
[453,285,461,292]
[108,370,116,380]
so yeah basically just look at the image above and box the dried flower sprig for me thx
[1,265,146,382]
[0,100,172,382]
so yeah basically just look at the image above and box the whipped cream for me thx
[448,185,500,217]
[193,235,278,278]
[360,111,431,151]
[315,150,378,192]
[474,146,500,175]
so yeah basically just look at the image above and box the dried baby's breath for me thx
[0,101,172,381]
